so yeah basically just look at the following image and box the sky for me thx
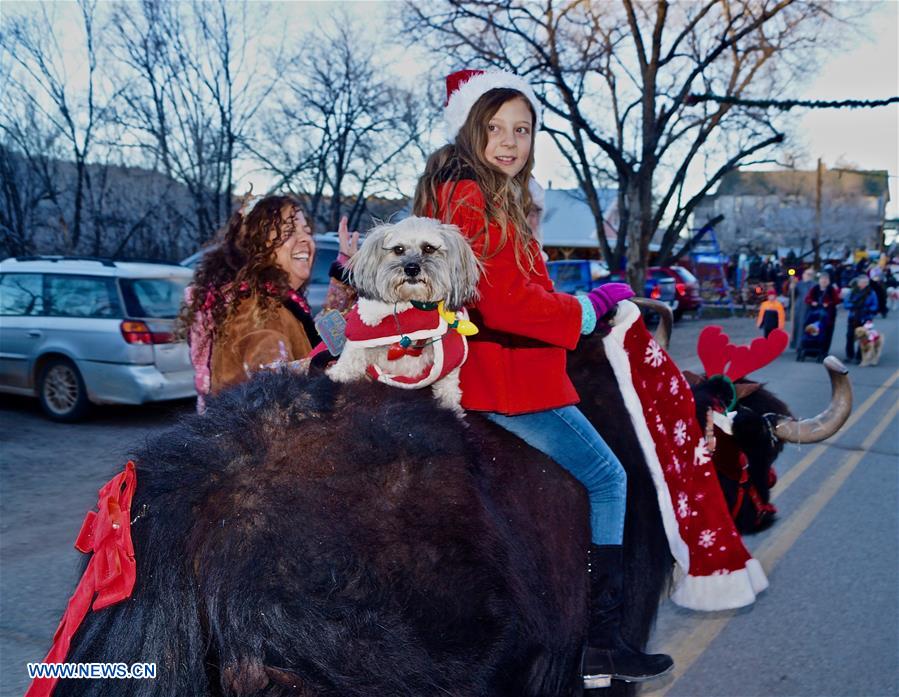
[528,0,899,217]
[5,0,898,217]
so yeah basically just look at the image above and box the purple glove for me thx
[588,283,635,319]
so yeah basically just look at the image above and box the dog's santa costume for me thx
[343,299,470,388]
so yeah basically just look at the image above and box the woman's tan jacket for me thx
[210,294,312,394]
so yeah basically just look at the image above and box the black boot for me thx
[582,545,673,686]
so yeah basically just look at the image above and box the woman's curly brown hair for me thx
[179,194,310,336]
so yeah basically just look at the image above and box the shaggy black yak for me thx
[41,305,848,697]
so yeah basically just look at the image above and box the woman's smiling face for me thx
[483,96,533,178]
[273,206,315,288]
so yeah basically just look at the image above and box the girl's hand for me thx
[338,216,360,259]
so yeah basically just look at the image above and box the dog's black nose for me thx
[404,262,421,277]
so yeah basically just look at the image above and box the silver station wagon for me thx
[0,256,196,421]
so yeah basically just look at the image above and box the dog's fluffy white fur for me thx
[854,324,884,367]
[327,217,480,414]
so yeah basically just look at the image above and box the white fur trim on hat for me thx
[444,71,542,143]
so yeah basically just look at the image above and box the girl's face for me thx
[273,206,315,288]
[483,96,533,178]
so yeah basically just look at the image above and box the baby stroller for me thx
[796,307,830,362]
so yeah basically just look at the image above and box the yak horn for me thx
[631,297,673,351]
[773,356,852,443]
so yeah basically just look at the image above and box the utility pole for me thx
[814,158,823,269]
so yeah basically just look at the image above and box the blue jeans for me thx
[484,406,626,545]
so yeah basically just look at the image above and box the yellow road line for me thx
[773,368,899,501]
[650,399,899,696]
[757,400,898,569]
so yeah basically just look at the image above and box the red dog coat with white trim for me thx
[344,301,469,389]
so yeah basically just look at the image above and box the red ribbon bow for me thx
[25,462,138,697]
[387,341,425,360]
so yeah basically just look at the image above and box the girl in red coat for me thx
[413,69,672,686]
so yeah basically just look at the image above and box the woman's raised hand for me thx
[338,216,360,259]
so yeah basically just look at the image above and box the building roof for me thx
[714,167,890,200]
[541,188,618,248]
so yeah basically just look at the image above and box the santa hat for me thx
[444,69,542,143]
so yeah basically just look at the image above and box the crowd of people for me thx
[778,259,893,363]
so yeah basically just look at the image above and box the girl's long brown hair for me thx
[179,195,309,335]
[412,88,537,271]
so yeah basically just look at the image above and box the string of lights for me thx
[685,94,899,110]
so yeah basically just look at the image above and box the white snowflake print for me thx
[673,419,688,447]
[669,376,680,395]
[694,439,711,467]
[677,492,690,519]
[671,456,682,474]
[644,339,665,368]
[698,529,717,548]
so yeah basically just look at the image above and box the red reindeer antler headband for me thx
[697,326,789,382]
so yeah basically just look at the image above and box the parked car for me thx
[649,265,703,319]
[546,260,677,321]
[180,232,342,315]
[594,269,678,311]
[0,256,195,421]
[545,260,609,294]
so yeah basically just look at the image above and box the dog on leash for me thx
[854,321,884,367]
[326,216,481,414]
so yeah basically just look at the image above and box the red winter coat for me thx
[436,180,582,414]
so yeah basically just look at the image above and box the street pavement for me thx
[1,309,896,697]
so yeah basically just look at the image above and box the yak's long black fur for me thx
[53,332,673,697]
[691,379,793,532]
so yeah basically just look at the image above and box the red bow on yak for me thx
[26,462,138,697]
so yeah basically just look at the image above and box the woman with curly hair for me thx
[181,194,356,409]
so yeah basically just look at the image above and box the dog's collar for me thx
[410,300,440,311]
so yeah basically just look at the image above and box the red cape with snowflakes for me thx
[603,302,768,611]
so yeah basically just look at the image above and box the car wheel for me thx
[37,357,90,422]
[673,307,684,322]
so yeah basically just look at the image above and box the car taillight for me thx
[675,282,686,296]
[650,285,661,299]
[120,320,173,344]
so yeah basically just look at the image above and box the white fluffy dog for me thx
[326,216,481,415]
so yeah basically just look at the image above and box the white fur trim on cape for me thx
[357,298,412,326]
[444,71,542,143]
[670,559,769,611]
[602,301,691,574]
[344,317,449,350]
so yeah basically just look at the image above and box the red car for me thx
[649,266,703,319]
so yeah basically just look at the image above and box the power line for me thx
[685,94,899,110]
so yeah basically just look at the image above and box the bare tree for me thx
[109,0,271,245]
[404,0,858,291]
[252,13,429,231]
[1,0,105,252]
